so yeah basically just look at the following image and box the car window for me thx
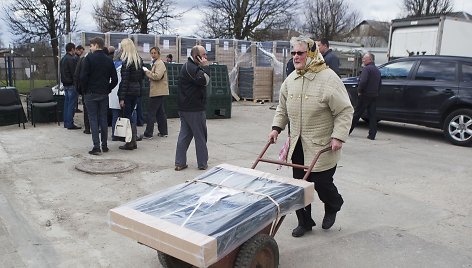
[415,60,456,82]
[461,63,472,83]
[380,61,414,80]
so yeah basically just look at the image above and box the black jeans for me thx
[350,95,377,138]
[292,139,344,226]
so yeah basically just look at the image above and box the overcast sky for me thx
[1,0,472,47]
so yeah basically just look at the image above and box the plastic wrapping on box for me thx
[109,164,314,267]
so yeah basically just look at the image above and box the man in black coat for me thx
[60,42,80,129]
[318,38,340,76]
[349,52,382,140]
[74,52,90,134]
[174,45,210,171]
[80,37,118,155]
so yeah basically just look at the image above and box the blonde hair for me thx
[120,38,141,69]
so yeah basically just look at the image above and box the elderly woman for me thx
[268,36,353,237]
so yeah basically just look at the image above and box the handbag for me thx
[114,117,132,142]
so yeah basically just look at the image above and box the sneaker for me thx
[157,133,168,137]
[88,148,101,155]
[136,135,143,141]
[102,146,109,153]
[367,135,375,140]
[174,165,188,171]
[83,129,91,134]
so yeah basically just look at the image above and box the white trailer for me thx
[388,12,472,60]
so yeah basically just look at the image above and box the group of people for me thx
[271,36,381,237]
[61,34,382,239]
[60,38,209,171]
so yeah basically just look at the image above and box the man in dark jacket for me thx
[174,45,210,171]
[74,52,90,134]
[60,42,80,129]
[318,38,340,76]
[349,52,382,140]
[80,37,118,155]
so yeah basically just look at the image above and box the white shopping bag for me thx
[114,117,132,142]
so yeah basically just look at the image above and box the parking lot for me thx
[1,101,471,267]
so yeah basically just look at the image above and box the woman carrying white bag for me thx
[117,38,145,150]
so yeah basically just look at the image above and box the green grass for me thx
[11,80,58,95]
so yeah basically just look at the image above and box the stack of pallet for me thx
[179,37,198,63]
[157,35,179,63]
[238,67,254,99]
[134,34,156,62]
[253,67,273,102]
[216,39,236,69]
[199,39,217,63]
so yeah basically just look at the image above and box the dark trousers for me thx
[136,97,144,126]
[82,95,90,132]
[144,96,168,136]
[123,95,138,142]
[292,139,343,226]
[175,111,208,168]
[84,94,108,149]
[350,95,377,138]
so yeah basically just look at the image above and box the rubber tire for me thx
[443,109,472,146]
[234,234,279,268]
[158,251,194,268]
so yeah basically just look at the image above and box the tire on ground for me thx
[158,251,194,268]
[234,233,279,268]
[443,108,472,146]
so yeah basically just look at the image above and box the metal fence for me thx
[0,44,57,92]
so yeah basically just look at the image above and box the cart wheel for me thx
[158,251,194,268]
[234,234,279,268]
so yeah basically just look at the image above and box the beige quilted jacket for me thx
[272,68,353,172]
[146,59,169,97]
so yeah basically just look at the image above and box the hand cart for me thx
[156,142,331,268]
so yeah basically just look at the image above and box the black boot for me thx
[292,207,315,237]
[119,123,137,150]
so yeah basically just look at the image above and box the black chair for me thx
[0,87,25,129]
[29,87,59,127]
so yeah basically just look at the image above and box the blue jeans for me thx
[85,94,109,149]
[63,86,78,128]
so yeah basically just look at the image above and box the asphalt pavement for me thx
[0,101,471,268]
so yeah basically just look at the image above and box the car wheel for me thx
[443,109,472,146]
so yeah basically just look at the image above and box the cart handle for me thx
[251,141,331,181]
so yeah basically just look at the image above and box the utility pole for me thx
[66,0,71,38]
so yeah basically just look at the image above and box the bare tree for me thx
[94,0,126,32]
[304,0,360,41]
[403,0,453,17]
[3,0,80,77]
[200,0,297,40]
[94,0,180,34]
